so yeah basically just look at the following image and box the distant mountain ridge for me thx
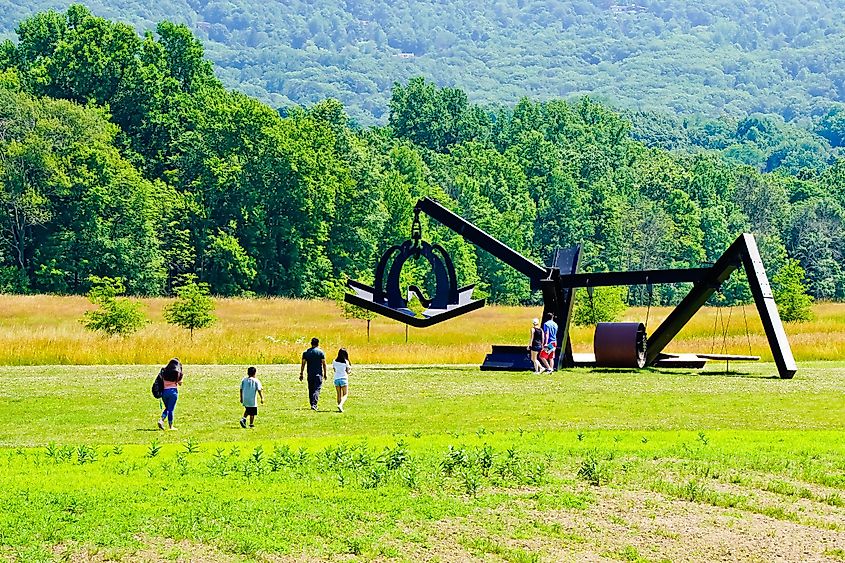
[1,0,845,124]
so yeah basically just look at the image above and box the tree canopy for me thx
[4,0,845,126]
[0,7,843,310]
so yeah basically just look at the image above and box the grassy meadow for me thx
[2,362,845,561]
[0,294,843,365]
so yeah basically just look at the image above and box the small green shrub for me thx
[577,450,613,486]
[80,276,148,338]
[573,287,627,326]
[772,259,813,322]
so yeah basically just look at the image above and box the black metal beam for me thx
[549,245,581,368]
[646,236,746,366]
[345,288,486,328]
[739,234,797,379]
[557,268,709,288]
[415,197,549,281]
[645,233,797,379]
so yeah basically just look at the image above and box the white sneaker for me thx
[157,419,164,430]
[337,404,344,413]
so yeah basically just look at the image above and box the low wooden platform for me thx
[479,346,760,371]
[695,354,760,361]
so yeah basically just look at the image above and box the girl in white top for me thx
[332,348,352,413]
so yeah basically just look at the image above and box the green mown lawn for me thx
[2,363,844,562]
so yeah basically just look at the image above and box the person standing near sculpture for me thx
[527,318,543,374]
[300,337,327,410]
[539,312,558,373]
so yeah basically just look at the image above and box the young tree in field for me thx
[328,276,376,342]
[573,287,627,326]
[773,259,814,322]
[164,275,216,339]
[81,276,148,337]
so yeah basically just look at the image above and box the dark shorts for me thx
[244,406,258,416]
[530,345,542,352]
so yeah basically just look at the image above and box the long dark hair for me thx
[161,358,183,382]
[335,348,350,364]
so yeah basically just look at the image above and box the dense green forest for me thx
[0,7,843,307]
[1,0,845,127]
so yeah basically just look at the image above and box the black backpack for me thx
[151,370,164,399]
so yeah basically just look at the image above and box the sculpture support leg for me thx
[739,234,797,379]
[646,233,797,379]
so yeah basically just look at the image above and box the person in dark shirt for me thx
[300,337,327,410]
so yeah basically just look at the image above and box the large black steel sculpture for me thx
[346,197,797,379]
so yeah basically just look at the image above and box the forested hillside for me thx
[0,7,843,307]
[1,0,845,126]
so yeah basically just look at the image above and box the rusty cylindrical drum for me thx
[593,322,647,368]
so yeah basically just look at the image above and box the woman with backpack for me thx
[157,358,183,430]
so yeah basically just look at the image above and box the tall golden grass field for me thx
[0,294,842,365]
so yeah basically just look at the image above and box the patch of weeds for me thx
[461,467,482,497]
[146,439,161,459]
[377,543,400,557]
[182,437,200,454]
[525,461,548,485]
[798,487,814,500]
[764,480,796,497]
[380,440,410,471]
[362,467,385,489]
[608,514,627,526]
[653,479,743,508]
[174,452,189,476]
[268,445,293,471]
[441,445,470,476]
[755,504,799,523]
[823,492,843,507]
[606,545,652,562]
[46,443,74,464]
[401,464,419,489]
[577,450,613,486]
[576,431,585,441]
[462,536,540,563]
[530,520,586,542]
[697,431,709,446]
[208,447,236,476]
[344,537,367,556]
[76,444,97,465]
[824,548,845,560]
[531,490,592,510]
[114,460,139,475]
[230,535,259,557]
[692,462,720,479]
[494,447,527,485]
[653,527,679,540]
[242,446,267,478]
